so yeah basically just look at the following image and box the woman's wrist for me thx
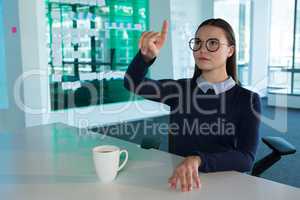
[141,53,155,63]
[187,156,202,168]
[194,156,202,168]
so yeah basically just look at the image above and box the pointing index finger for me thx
[160,20,169,42]
[161,20,169,35]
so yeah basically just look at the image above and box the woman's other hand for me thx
[168,156,202,192]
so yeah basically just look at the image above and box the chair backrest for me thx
[140,136,161,150]
[251,137,296,177]
[168,130,176,153]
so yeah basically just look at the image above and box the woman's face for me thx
[193,25,234,72]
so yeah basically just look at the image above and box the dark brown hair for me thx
[191,18,238,83]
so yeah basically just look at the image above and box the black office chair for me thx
[140,135,161,150]
[141,135,296,177]
[251,136,296,177]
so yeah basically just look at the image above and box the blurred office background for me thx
[0,0,299,187]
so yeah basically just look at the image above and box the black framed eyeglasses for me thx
[188,38,229,52]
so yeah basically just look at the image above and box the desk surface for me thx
[0,123,299,200]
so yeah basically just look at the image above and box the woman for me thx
[124,18,261,192]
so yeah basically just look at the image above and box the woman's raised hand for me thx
[139,20,169,62]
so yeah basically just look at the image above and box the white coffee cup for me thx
[92,145,128,183]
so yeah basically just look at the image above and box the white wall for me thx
[0,0,8,109]
[148,0,174,80]
[18,0,49,127]
[248,0,271,96]
[0,0,26,132]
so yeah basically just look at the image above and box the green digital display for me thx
[45,0,149,110]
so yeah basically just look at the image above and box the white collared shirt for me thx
[196,75,236,95]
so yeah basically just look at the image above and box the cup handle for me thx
[118,149,128,171]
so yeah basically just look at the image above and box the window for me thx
[268,0,300,95]
[293,0,300,94]
[214,0,252,86]
[0,0,8,109]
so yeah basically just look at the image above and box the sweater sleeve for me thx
[124,51,179,106]
[193,92,261,173]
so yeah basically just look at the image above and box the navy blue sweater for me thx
[124,51,261,173]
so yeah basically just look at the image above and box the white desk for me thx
[0,123,299,200]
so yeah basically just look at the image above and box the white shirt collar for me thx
[196,75,236,95]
